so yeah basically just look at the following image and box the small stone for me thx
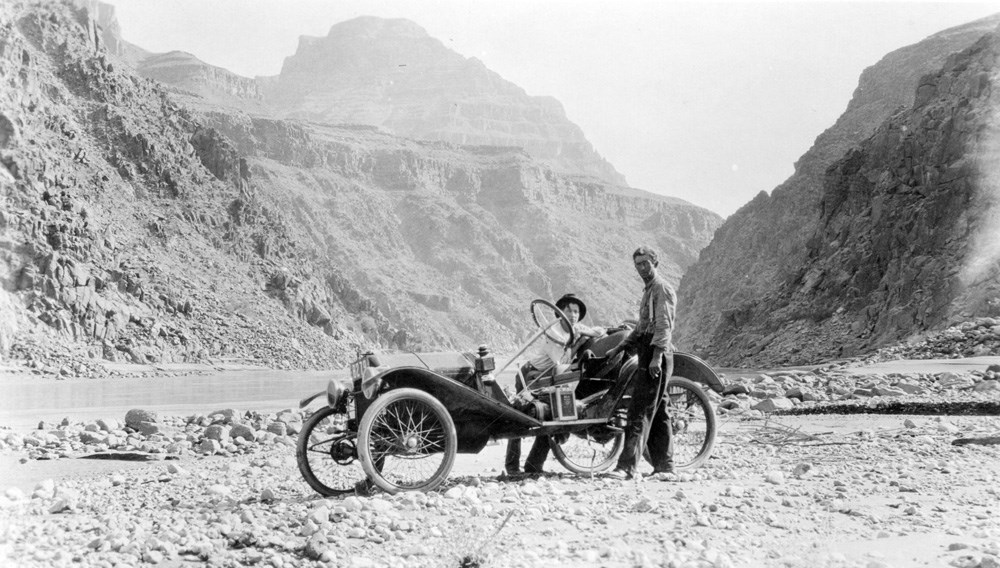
[4,488,26,501]
[167,463,189,476]
[949,543,972,551]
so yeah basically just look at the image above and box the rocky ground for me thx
[2,358,1000,568]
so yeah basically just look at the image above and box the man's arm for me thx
[647,281,676,375]
[649,281,675,351]
[574,323,607,338]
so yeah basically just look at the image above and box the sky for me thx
[109,1,1000,218]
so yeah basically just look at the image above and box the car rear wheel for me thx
[661,376,717,471]
[551,429,624,474]
[357,388,457,494]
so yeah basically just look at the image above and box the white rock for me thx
[4,487,26,501]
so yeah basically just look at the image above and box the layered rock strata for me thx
[263,17,626,185]
[0,1,720,372]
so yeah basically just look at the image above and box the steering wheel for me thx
[530,298,576,348]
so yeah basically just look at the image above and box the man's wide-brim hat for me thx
[556,293,587,321]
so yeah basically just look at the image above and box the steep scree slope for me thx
[677,16,1000,366]
[683,24,1000,367]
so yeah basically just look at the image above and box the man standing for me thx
[604,246,675,480]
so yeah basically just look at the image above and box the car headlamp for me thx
[326,378,350,409]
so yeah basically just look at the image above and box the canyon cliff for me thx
[0,1,719,373]
[262,17,626,186]
[678,18,1000,366]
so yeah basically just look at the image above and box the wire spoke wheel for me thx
[358,388,457,493]
[297,406,364,496]
[664,377,717,470]
[550,429,624,474]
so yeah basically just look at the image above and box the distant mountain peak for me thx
[267,15,626,185]
[325,16,432,39]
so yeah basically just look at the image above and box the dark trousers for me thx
[504,362,551,473]
[615,341,674,473]
[505,435,550,474]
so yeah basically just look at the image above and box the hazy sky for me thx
[110,1,1000,217]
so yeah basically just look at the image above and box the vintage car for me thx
[297,299,723,495]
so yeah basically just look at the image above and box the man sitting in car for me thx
[503,293,606,476]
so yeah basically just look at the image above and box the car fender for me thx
[375,367,540,427]
[672,352,724,393]
[619,351,724,394]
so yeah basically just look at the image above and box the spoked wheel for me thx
[297,406,364,496]
[550,429,624,474]
[357,388,457,494]
[663,376,716,471]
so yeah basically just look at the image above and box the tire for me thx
[662,376,717,471]
[297,406,364,496]
[357,388,458,494]
[550,429,624,474]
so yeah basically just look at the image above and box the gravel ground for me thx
[2,409,999,568]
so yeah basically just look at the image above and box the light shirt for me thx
[622,273,676,352]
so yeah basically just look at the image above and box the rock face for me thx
[263,17,626,185]
[0,1,720,371]
[136,51,264,106]
[677,16,1000,367]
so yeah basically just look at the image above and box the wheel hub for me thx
[402,434,420,451]
[330,438,357,465]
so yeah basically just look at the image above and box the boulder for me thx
[204,425,228,441]
[893,382,926,395]
[210,409,240,424]
[751,397,794,413]
[125,409,158,430]
[973,380,1000,393]
[230,424,256,442]
[722,383,750,396]
[135,421,160,436]
[198,439,221,455]
[872,386,906,397]
[937,372,974,389]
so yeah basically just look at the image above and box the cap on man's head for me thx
[555,293,587,321]
[633,246,659,266]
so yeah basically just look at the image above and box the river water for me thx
[0,367,342,428]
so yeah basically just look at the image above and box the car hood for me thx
[375,351,474,372]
